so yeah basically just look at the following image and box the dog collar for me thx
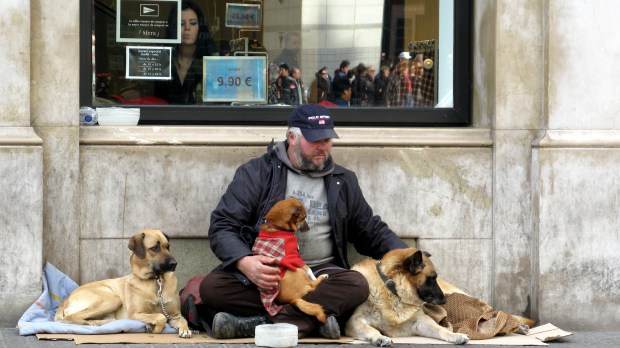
[264,220,293,232]
[376,261,399,298]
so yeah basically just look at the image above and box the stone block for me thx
[337,147,492,240]
[0,138,43,326]
[30,0,79,126]
[79,146,264,239]
[492,130,537,317]
[537,147,620,330]
[38,127,80,282]
[418,239,493,304]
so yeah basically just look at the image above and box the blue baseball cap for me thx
[287,105,339,142]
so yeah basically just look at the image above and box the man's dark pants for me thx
[199,263,369,338]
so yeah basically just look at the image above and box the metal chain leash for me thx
[156,276,182,321]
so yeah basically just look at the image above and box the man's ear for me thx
[128,233,146,259]
[287,129,295,144]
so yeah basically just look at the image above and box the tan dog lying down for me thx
[54,229,191,338]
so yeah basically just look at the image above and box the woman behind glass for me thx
[155,1,217,104]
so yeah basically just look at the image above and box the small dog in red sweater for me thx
[252,197,329,323]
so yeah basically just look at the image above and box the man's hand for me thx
[236,255,280,291]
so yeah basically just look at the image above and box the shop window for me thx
[80,0,471,126]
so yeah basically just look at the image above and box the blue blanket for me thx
[17,262,177,335]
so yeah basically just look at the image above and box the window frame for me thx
[80,0,472,127]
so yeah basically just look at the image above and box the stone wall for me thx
[0,0,44,326]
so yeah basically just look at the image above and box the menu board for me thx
[116,0,181,43]
[126,46,172,79]
[203,56,267,103]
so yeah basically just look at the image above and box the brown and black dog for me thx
[252,197,329,323]
[345,247,535,346]
[54,229,192,338]
[345,248,469,346]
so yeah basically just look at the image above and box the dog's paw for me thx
[319,274,329,280]
[178,328,193,338]
[517,323,529,334]
[449,333,469,345]
[371,335,392,347]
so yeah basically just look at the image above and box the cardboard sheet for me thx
[37,324,572,345]
[38,332,545,345]
[527,323,573,342]
[37,332,353,345]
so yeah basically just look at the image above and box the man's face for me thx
[414,61,424,77]
[342,87,352,102]
[286,34,301,52]
[279,68,289,77]
[288,132,333,171]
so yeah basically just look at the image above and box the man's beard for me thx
[293,145,327,171]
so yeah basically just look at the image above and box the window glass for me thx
[86,0,470,125]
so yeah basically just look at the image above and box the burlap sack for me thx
[424,292,521,340]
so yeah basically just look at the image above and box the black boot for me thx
[211,312,268,339]
[318,315,341,339]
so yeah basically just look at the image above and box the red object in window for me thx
[112,95,169,105]
[317,100,338,107]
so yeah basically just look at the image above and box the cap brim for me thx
[300,128,339,142]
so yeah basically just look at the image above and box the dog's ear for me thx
[128,232,147,259]
[288,206,303,231]
[162,231,170,242]
[404,250,425,274]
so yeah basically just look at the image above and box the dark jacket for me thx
[374,73,389,106]
[281,76,302,105]
[209,141,407,276]
[351,75,374,106]
[154,58,202,104]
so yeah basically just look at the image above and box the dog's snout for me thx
[167,258,177,271]
[418,280,446,305]
[154,257,177,274]
[299,221,310,233]
[420,292,446,305]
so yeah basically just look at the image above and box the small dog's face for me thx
[265,198,309,232]
[128,229,177,276]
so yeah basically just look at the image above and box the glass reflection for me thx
[92,0,453,109]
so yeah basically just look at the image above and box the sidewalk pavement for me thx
[2,328,618,348]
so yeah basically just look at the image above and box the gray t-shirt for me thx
[286,170,334,266]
